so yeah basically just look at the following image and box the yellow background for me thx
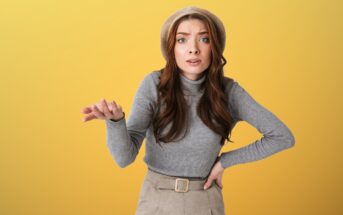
[1,0,342,214]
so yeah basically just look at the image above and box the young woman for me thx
[81,6,295,215]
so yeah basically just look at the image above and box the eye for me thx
[177,38,186,43]
[201,37,210,43]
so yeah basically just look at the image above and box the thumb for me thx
[203,178,213,190]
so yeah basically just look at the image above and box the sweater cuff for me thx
[109,112,125,122]
[106,113,126,127]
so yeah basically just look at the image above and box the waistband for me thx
[146,168,208,192]
[147,168,208,180]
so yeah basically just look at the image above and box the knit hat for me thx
[160,6,226,60]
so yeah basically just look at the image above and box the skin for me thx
[81,18,225,191]
[174,18,211,81]
[81,98,124,122]
[175,18,225,190]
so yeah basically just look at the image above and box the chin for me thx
[184,67,207,74]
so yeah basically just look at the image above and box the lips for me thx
[186,58,201,63]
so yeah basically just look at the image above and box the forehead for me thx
[176,18,208,32]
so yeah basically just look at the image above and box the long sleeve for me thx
[219,81,295,169]
[105,74,155,168]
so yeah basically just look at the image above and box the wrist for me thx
[110,112,125,122]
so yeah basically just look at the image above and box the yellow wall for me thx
[1,0,342,214]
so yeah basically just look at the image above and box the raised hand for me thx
[81,98,125,122]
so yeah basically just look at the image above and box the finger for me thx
[111,100,119,112]
[204,178,214,190]
[81,106,92,114]
[112,99,118,108]
[108,101,114,112]
[117,104,123,111]
[109,100,119,113]
[82,113,97,122]
[96,100,104,112]
[101,99,113,118]
[92,105,105,119]
[216,179,223,189]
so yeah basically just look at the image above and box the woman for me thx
[81,6,295,215]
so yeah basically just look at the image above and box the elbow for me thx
[275,123,295,149]
[284,131,295,149]
[116,158,133,168]
[117,162,129,169]
[115,156,135,168]
[106,143,137,168]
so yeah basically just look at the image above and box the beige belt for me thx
[157,178,207,192]
[147,169,207,193]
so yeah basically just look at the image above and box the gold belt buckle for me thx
[174,178,189,193]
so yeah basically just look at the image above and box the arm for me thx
[219,81,295,169]
[105,74,155,168]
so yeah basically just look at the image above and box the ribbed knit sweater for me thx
[105,70,295,178]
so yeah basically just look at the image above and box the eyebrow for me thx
[176,31,209,36]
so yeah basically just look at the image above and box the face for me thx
[174,18,211,81]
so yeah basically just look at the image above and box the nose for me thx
[188,40,200,54]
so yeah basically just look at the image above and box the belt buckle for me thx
[174,178,189,193]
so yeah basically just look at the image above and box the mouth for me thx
[186,59,201,66]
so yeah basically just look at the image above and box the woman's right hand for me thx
[81,98,125,122]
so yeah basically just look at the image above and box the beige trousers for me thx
[135,169,226,215]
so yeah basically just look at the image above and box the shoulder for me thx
[223,76,245,121]
[223,77,253,106]
[141,69,162,87]
[135,70,162,100]
[223,76,239,99]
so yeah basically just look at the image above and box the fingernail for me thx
[203,185,207,190]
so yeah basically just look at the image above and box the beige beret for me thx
[160,6,226,60]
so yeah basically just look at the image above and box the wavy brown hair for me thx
[152,13,236,147]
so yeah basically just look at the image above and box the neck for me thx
[179,73,206,96]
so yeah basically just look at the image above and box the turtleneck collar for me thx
[179,72,207,95]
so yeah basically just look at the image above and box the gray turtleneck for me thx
[105,70,295,178]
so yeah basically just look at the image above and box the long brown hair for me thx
[152,13,236,147]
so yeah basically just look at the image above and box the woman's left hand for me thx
[203,159,225,190]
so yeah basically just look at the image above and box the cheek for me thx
[204,48,212,64]
[174,47,184,63]
[206,46,212,57]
